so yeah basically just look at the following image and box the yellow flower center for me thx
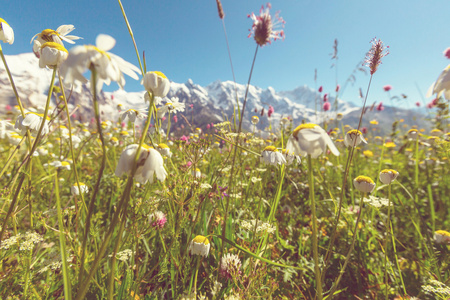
[111,137,118,142]
[165,103,173,106]
[74,182,86,186]
[293,123,317,137]
[61,161,70,166]
[0,18,10,27]
[408,129,418,133]
[363,150,373,157]
[25,111,51,121]
[435,230,450,237]
[347,129,362,136]
[193,235,209,245]
[380,169,398,175]
[40,29,59,42]
[264,146,278,152]
[141,144,153,150]
[85,45,111,59]
[354,175,374,184]
[151,71,167,79]
[41,42,68,54]
[158,143,169,149]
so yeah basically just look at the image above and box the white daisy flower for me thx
[434,230,450,244]
[156,143,172,158]
[260,146,286,166]
[115,144,167,184]
[192,168,202,178]
[286,123,339,158]
[379,169,399,185]
[119,108,146,123]
[189,235,210,257]
[71,182,89,195]
[344,129,367,147]
[142,71,170,98]
[36,41,69,69]
[0,18,14,44]
[31,25,81,57]
[157,97,185,119]
[49,160,71,170]
[353,176,376,193]
[14,112,50,136]
[281,149,301,165]
[426,64,450,100]
[407,129,419,140]
[60,34,141,93]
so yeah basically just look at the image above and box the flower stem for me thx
[308,155,322,300]
[54,171,72,300]
[327,193,365,299]
[383,183,392,299]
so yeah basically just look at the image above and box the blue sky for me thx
[2,0,449,108]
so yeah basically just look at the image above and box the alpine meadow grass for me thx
[0,3,449,300]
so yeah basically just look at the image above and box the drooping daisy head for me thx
[248,3,285,47]
[0,18,14,44]
[379,169,399,185]
[344,129,367,148]
[14,112,51,137]
[353,175,376,193]
[189,235,211,257]
[37,42,69,69]
[142,71,170,98]
[71,182,89,195]
[434,230,450,244]
[286,123,339,158]
[260,146,286,166]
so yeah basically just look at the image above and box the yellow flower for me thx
[384,141,396,148]
[363,150,373,158]
[369,120,378,125]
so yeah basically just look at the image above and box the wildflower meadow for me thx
[0,1,449,299]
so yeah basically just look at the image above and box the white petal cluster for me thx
[282,149,301,165]
[156,143,172,158]
[49,160,71,170]
[189,235,211,257]
[353,176,376,193]
[260,146,286,166]
[286,123,339,158]
[143,71,171,98]
[119,108,146,123]
[241,219,275,234]
[35,42,69,69]
[220,253,241,279]
[0,18,14,44]
[344,129,367,147]
[434,230,450,244]
[427,64,450,100]
[71,182,89,195]
[379,169,399,185]
[14,112,50,136]
[115,144,167,184]
[60,34,141,92]
[157,97,186,118]
[31,25,81,57]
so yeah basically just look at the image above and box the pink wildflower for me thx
[189,104,194,109]
[335,84,340,92]
[180,135,189,141]
[268,105,274,117]
[173,115,178,123]
[444,47,450,59]
[364,38,389,75]
[318,86,323,93]
[149,211,167,229]
[5,105,11,111]
[323,93,328,102]
[432,98,439,106]
[248,3,285,47]
[323,102,331,111]
[206,124,211,129]
[383,85,392,92]
[361,127,368,134]
[162,116,166,121]
[377,102,384,111]
[210,123,214,128]
[186,161,192,167]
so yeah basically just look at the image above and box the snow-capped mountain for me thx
[0,53,427,134]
